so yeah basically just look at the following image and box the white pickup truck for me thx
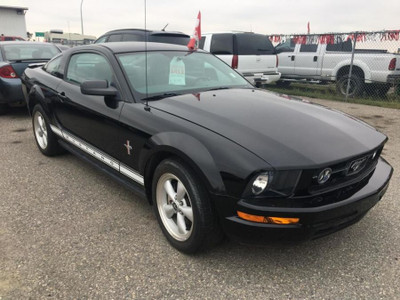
[276,39,400,96]
[200,32,281,86]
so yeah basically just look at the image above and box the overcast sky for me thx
[1,0,400,37]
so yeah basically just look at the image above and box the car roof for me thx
[99,28,189,37]
[95,42,196,53]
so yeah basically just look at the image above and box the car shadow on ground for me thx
[1,106,30,119]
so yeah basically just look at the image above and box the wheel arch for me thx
[26,84,47,115]
[140,132,226,204]
[334,60,370,82]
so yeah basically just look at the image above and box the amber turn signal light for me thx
[237,211,299,225]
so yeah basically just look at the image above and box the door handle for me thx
[313,56,318,62]
[291,55,295,61]
[57,92,67,102]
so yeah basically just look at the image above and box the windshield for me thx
[2,43,60,61]
[117,51,252,100]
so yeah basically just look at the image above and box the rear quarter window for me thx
[122,34,143,41]
[199,36,205,49]
[210,34,233,55]
[236,34,275,55]
[43,55,62,78]
[108,34,122,42]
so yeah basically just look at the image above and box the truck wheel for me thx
[152,158,223,253]
[336,74,363,97]
[0,104,8,115]
[375,84,391,97]
[276,80,291,88]
[366,83,391,98]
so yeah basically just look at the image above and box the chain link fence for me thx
[268,30,400,102]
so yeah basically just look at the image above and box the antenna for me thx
[161,23,169,31]
[144,0,150,111]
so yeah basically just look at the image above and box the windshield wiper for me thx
[142,92,182,101]
[206,87,231,91]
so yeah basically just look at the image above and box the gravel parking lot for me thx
[1,99,399,299]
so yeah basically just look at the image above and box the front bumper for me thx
[0,78,24,104]
[214,158,393,243]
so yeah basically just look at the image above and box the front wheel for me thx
[152,159,223,253]
[336,74,363,97]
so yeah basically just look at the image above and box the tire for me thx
[152,158,223,253]
[255,81,262,88]
[0,103,8,115]
[336,74,363,97]
[375,84,391,97]
[32,105,64,156]
[366,83,391,98]
[275,80,291,88]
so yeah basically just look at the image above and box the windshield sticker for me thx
[169,57,186,85]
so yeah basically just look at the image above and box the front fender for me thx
[141,131,226,194]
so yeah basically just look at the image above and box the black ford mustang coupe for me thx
[22,42,393,253]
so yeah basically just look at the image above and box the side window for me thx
[300,44,318,53]
[122,34,142,41]
[326,40,352,52]
[108,34,122,42]
[199,36,205,49]
[275,39,295,53]
[210,34,233,55]
[66,53,113,85]
[44,56,62,77]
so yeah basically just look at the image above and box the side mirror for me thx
[80,80,118,96]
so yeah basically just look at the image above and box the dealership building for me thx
[0,5,28,39]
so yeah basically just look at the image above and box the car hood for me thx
[149,89,387,169]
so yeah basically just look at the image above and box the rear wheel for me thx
[366,83,391,97]
[152,159,223,253]
[0,103,8,115]
[276,80,291,88]
[32,105,64,156]
[336,74,363,97]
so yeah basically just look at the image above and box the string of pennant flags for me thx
[268,30,400,44]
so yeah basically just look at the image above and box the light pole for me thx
[80,0,84,35]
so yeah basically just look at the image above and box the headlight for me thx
[251,173,270,195]
[243,170,302,198]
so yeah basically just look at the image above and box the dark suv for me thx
[94,29,190,45]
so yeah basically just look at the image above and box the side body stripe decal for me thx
[49,124,144,186]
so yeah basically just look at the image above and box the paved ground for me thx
[0,100,399,300]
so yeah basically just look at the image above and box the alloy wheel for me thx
[33,111,48,150]
[156,173,194,241]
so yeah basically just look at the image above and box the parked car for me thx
[94,28,190,45]
[0,41,61,114]
[275,38,400,96]
[22,42,392,253]
[0,35,25,41]
[199,32,281,86]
